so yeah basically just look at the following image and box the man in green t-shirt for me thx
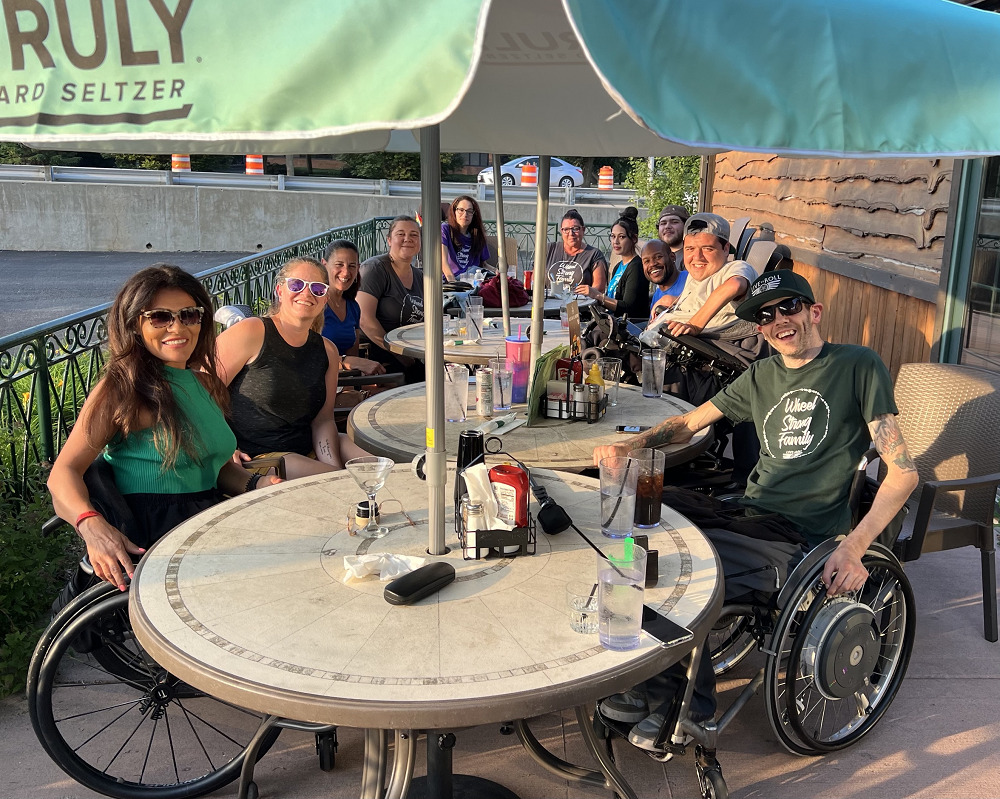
[593,270,919,751]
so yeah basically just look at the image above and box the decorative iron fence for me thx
[1,216,612,494]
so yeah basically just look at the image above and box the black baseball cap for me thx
[735,270,816,322]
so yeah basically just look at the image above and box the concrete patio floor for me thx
[2,545,998,799]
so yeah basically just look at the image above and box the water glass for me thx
[596,357,622,407]
[492,359,514,410]
[628,448,666,528]
[641,348,667,398]
[559,304,570,329]
[467,296,485,341]
[566,581,599,634]
[599,455,638,538]
[597,541,646,651]
[444,363,469,422]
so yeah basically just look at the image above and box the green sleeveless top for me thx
[104,367,237,495]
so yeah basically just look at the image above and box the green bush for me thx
[0,467,80,698]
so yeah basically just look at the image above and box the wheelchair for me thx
[28,458,339,799]
[594,483,916,799]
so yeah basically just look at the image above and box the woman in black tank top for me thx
[216,257,372,479]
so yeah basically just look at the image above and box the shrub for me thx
[0,466,80,698]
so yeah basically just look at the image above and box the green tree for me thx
[0,143,82,166]
[337,152,463,181]
[625,156,701,237]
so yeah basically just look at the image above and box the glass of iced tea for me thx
[628,448,666,528]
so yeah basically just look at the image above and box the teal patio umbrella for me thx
[6,0,1000,554]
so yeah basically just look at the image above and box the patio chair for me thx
[743,239,779,276]
[887,362,1000,642]
[484,234,519,278]
[728,217,751,259]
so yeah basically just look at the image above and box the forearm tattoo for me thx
[638,419,680,449]
[318,439,333,461]
[871,414,917,473]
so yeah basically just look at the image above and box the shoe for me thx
[598,689,648,723]
[628,712,706,753]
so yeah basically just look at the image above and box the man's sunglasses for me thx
[282,277,329,297]
[140,306,204,328]
[753,296,811,325]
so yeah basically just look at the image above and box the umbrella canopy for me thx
[4,0,1000,157]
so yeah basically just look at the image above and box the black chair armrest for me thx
[338,372,406,389]
[903,471,1000,555]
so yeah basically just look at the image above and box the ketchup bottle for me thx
[489,463,529,527]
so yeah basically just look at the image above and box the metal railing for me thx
[1,217,612,494]
[0,164,635,205]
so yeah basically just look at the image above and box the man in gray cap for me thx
[594,269,917,752]
[657,204,690,269]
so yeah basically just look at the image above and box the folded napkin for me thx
[461,462,514,530]
[343,553,426,582]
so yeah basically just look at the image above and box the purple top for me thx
[441,222,490,277]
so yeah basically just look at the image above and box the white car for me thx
[478,156,583,188]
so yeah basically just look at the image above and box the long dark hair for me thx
[613,207,640,256]
[323,239,361,302]
[446,195,487,256]
[98,264,225,471]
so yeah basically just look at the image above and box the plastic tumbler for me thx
[505,335,531,404]
[596,357,622,407]
[597,540,646,651]
[599,455,638,538]
[641,348,667,398]
[467,296,485,341]
[444,363,470,422]
[492,358,515,411]
[628,447,666,528]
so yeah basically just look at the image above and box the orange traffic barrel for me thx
[245,154,264,174]
[520,163,538,186]
[171,154,190,172]
[598,165,614,190]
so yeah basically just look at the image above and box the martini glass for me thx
[345,457,395,538]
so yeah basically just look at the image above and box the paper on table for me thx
[461,462,514,530]
[526,344,570,426]
[343,553,427,582]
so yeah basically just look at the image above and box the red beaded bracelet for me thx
[75,510,102,531]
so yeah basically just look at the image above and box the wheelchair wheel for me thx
[28,582,280,799]
[763,549,914,755]
[709,612,758,676]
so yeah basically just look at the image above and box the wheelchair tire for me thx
[709,613,758,676]
[763,549,914,755]
[27,582,280,799]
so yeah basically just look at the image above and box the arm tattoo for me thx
[637,418,680,449]
[318,439,333,461]
[871,414,917,473]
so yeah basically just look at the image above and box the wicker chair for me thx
[889,362,1000,642]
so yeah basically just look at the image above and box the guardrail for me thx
[0,216,612,494]
[0,164,636,205]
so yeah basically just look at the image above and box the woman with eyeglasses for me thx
[320,239,386,376]
[441,195,491,283]
[358,215,425,380]
[217,256,370,480]
[47,265,280,590]
[544,208,608,295]
[574,207,648,319]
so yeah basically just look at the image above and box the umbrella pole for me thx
[528,156,550,398]
[491,154,511,337]
[420,125,447,556]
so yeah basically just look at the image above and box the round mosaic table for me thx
[384,318,568,366]
[130,467,722,798]
[348,383,711,471]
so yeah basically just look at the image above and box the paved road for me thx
[0,251,253,339]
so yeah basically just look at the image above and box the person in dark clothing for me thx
[574,207,649,319]
[217,256,370,479]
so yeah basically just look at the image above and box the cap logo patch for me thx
[751,274,783,296]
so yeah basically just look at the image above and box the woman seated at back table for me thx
[574,207,649,319]
[545,208,608,295]
[47,265,280,590]
[320,238,386,376]
[441,194,491,283]
[357,215,425,381]
[217,256,370,479]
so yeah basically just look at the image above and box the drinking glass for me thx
[599,455,638,538]
[345,457,395,538]
[596,357,622,407]
[492,357,514,410]
[467,296,485,341]
[597,541,646,651]
[566,581,599,634]
[444,363,470,422]
[628,448,666,528]
[641,348,667,398]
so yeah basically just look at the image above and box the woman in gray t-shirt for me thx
[358,215,425,377]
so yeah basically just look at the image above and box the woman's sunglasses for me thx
[282,277,329,297]
[140,306,204,328]
[753,296,811,325]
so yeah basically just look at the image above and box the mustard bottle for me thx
[584,363,605,405]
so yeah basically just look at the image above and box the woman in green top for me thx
[47,265,279,591]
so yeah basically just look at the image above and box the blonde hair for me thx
[266,256,328,333]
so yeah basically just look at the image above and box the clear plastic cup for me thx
[597,541,646,651]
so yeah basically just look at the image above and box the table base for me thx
[408,775,519,799]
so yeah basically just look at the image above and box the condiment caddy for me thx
[540,357,608,423]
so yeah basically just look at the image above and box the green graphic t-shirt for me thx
[711,344,897,547]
